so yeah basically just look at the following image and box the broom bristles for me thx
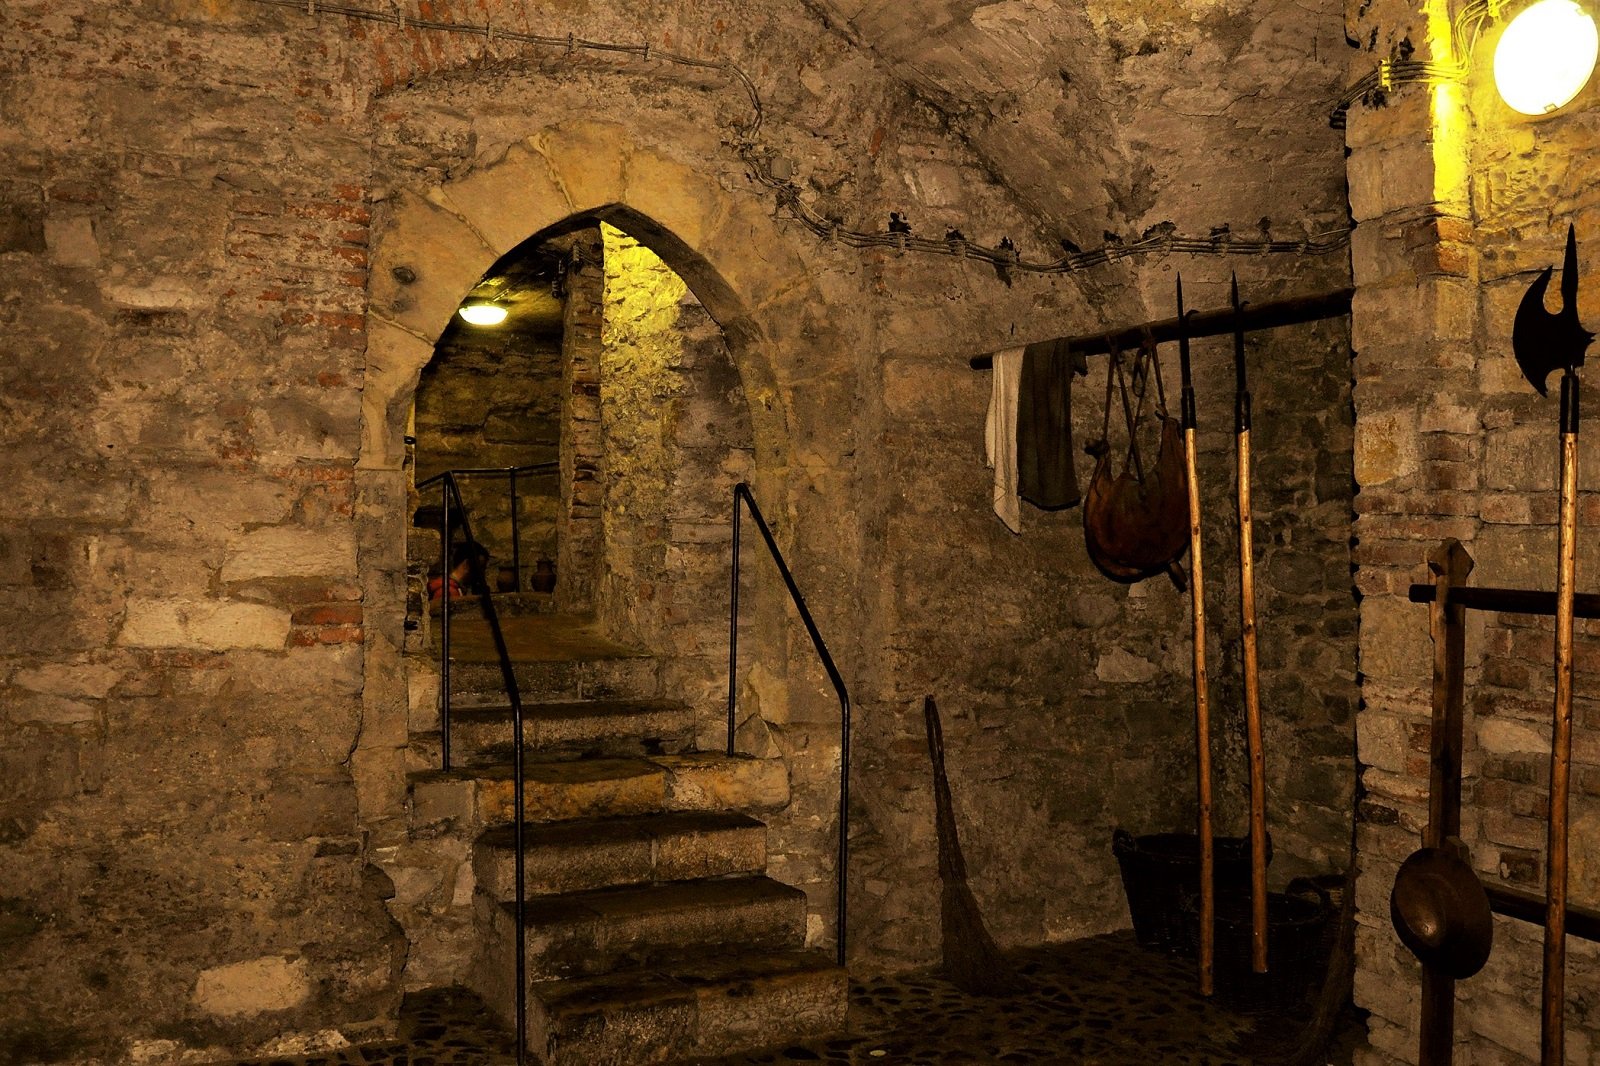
[941,879,1021,995]
[926,694,1021,996]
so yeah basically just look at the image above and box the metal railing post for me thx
[439,477,452,773]
[509,468,520,589]
[725,482,851,967]
[727,493,742,756]
[441,478,527,1064]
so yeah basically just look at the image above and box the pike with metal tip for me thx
[1510,222,1594,1066]
[1513,224,1593,396]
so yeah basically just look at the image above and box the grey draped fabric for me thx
[1017,339,1086,509]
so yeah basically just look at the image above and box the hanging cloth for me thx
[1017,339,1087,510]
[984,346,1024,533]
[1081,336,1190,590]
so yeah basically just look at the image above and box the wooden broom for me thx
[925,695,1019,995]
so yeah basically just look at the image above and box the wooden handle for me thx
[1543,427,1579,1066]
[1184,424,1215,996]
[1237,427,1268,973]
[1419,540,1474,1066]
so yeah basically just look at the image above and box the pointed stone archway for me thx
[360,120,817,478]
[349,120,837,925]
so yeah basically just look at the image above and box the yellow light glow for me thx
[1494,0,1599,114]
[457,301,507,326]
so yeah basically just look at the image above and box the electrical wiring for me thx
[1329,0,1506,127]
[245,0,1353,274]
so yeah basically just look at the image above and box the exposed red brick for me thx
[316,311,366,331]
[316,625,364,645]
[325,329,366,351]
[1405,721,1430,753]
[291,604,364,626]
[49,180,103,204]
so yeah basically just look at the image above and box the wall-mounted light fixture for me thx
[457,300,508,326]
[1494,0,1599,113]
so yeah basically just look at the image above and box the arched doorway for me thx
[354,126,850,1019]
[405,218,758,709]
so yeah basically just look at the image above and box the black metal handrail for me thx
[433,473,529,1065]
[726,482,851,967]
[419,462,558,589]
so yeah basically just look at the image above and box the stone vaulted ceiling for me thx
[808,0,1352,250]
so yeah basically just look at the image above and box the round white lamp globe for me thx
[1494,0,1599,114]
[457,301,508,326]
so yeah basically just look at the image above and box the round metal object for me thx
[1390,846,1494,979]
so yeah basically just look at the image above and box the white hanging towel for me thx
[984,345,1024,533]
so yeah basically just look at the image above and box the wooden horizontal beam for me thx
[1408,583,1600,620]
[1482,881,1600,944]
[968,287,1353,370]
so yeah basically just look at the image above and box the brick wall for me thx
[1346,1,1600,1061]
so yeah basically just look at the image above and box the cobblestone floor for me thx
[218,933,1364,1066]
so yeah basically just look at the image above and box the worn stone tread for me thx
[490,874,807,981]
[449,654,665,703]
[409,751,793,828]
[475,810,767,896]
[526,949,847,1064]
[409,698,696,764]
[409,758,669,826]
[647,752,791,812]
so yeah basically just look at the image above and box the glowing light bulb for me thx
[457,301,508,326]
[1494,0,1599,114]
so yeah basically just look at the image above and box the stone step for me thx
[407,754,789,830]
[525,950,847,1065]
[429,590,558,617]
[652,752,790,813]
[411,759,667,828]
[474,811,767,898]
[483,875,808,983]
[407,699,696,768]
[448,654,662,703]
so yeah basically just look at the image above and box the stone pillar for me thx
[558,231,606,614]
[1344,2,1479,1062]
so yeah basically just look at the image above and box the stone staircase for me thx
[402,625,847,1064]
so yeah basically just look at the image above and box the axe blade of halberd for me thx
[1514,224,1595,397]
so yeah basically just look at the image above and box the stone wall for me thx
[834,0,1360,966]
[556,231,607,614]
[0,5,404,1061]
[1,0,1364,1060]
[1346,1,1600,1062]
[414,320,563,585]
[596,224,755,716]
[851,276,1356,966]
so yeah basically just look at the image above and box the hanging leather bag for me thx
[1082,338,1190,590]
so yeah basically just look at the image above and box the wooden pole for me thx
[1419,539,1473,1066]
[968,287,1353,369]
[1178,276,1215,996]
[1542,369,1580,1066]
[1231,278,1269,974]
